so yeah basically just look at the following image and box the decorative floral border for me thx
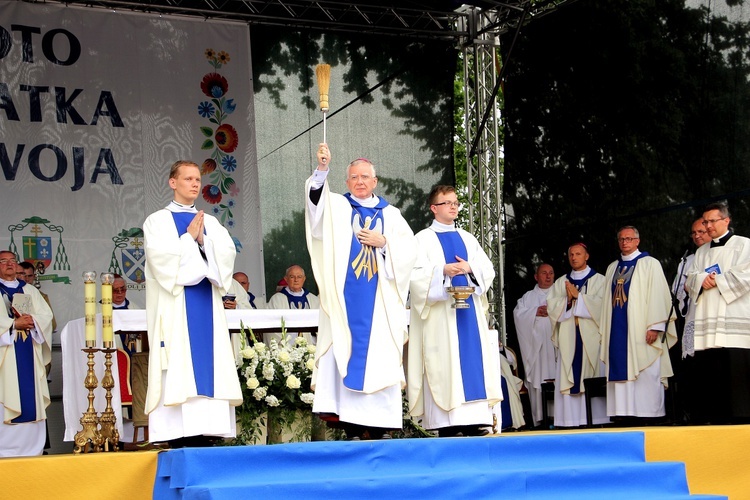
[198,48,242,251]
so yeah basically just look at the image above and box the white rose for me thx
[286,375,301,389]
[307,345,316,354]
[254,343,266,353]
[300,393,315,405]
[265,395,280,407]
[278,350,291,362]
[246,377,260,390]
[241,347,255,359]
[306,359,315,371]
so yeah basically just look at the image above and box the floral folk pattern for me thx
[198,49,241,249]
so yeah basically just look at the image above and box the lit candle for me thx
[82,271,97,347]
[100,273,114,346]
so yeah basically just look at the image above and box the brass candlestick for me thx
[98,345,120,451]
[73,348,102,453]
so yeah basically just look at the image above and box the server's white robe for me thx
[408,223,501,430]
[512,285,557,425]
[305,171,415,428]
[600,252,676,417]
[686,234,750,350]
[0,281,53,457]
[144,205,242,441]
[496,349,526,429]
[547,269,609,427]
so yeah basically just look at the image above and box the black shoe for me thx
[462,425,490,437]
[438,426,463,437]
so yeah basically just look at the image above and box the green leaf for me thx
[201,139,214,150]
[200,126,214,137]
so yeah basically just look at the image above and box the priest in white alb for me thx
[306,143,416,440]
[512,263,557,427]
[686,202,750,423]
[143,160,242,446]
[600,226,676,420]
[0,250,54,457]
[408,185,501,437]
[547,243,609,427]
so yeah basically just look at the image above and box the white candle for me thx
[82,272,97,345]
[100,273,114,345]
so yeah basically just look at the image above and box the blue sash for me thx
[566,268,597,394]
[436,231,487,401]
[342,194,389,391]
[171,212,214,397]
[608,253,648,381]
[279,288,311,309]
[0,281,37,423]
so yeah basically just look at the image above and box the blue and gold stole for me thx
[566,268,597,394]
[609,253,649,381]
[342,193,388,391]
[0,280,37,422]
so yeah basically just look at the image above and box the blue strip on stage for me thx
[151,432,723,499]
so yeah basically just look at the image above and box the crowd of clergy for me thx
[2,145,747,456]
[513,201,750,429]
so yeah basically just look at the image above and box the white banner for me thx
[0,1,262,336]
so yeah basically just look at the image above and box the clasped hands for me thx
[565,281,579,301]
[187,210,205,246]
[14,313,34,331]
[444,256,471,277]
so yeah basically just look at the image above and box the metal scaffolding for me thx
[459,6,506,341]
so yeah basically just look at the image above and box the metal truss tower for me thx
[459,7,507,341]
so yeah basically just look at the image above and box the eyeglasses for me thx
[690,230,707,236]
[287,275,305,280]
[702,217,727,226]
[112,287,127,293]
[0,259,18,265]
[433,201,461,208]
[617,237,638,243]
[348,175,373,182]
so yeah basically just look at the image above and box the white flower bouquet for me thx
[233,320,316,444]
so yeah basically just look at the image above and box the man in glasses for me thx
[669,218,711,423]
[686,201,750,424]
[306,143,416,440]
[408,185,501,437]
[0,251,54,456]
[600,226,676,423]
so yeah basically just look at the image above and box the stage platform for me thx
[1,425,745,499]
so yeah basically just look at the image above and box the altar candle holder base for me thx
[73,348,102,453]
[99,346,120,452]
